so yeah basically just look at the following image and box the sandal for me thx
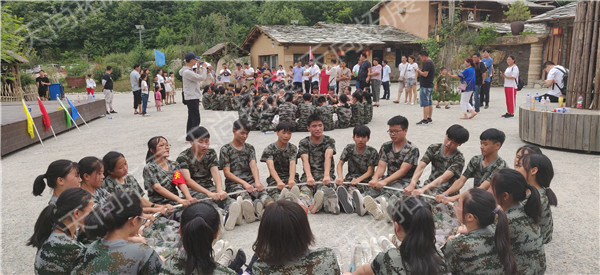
[393,100,399,103]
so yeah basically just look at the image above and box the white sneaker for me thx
[337,186,354,214]
[323,187,340,214]
[379,236,396,251]
[216,248,234,266]
[241,199,257,223]
[310,190,324,214]
[279,188,289,200]
[254,199,264,219]
[351,245,363,272]
[352,189,367,216]
[213,240,225,259]
[370,237,382,256]
[225,202,241,231]
[389,233,402,247]
[360,240,372,265]
[236,196,244,225]
[376,197,391,223]
[364,196,384,220]
[290,185,301,198]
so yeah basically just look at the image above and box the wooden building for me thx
[527,2,577,68]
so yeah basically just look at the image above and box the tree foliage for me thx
[1,6,27,63]
[504,1,531,22]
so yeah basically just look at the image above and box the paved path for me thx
[1,85,598,273]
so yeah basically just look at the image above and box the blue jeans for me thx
[355,79,360,90]
[419,87,433,107]
[141,93,149,114]
[470,84,481,112]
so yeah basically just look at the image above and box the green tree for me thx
[1,6,27,62]
[257,2,306,25]
[504,0,531,22]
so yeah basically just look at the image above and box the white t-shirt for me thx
[504,65,519,88]
[141,80,149,94]
[244,67,255,79]
[546,65,565,97]
[302,67,310,81]
[219,69,232,83]
[326,65,339,85]
[86,78,96,89]
[276,69,286,77]
[382,64,391,82]
[406,63,418,79]
[157,74,165,84]
[352,64,360,76]
[309,64,321,82]
[398,62,408,80]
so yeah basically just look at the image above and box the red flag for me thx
[172,170,186,187]
[37,98,52,131]
[309,46,313,60]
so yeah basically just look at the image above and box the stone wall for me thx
[488,44,531,87]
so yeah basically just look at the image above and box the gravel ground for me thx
[1,84,598,274]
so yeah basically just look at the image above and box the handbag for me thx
[459,78,472,91]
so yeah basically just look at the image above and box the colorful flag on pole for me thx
[154,49,165,67]
[66,97,80,120]
[58,99,72,128]
[37,98,52,131]
[21,99,35,138]
[309,46,313,60]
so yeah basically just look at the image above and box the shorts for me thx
[420,87,433,107]
[406,78,415,86]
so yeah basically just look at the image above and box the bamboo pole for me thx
[579,1,594,107]
[595,1,600,110]
[587,1,599,109]
[568,1,586,107]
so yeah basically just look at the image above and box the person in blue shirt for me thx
[292,61,305,92]
[450,58,477,119]
[481,49,494,109]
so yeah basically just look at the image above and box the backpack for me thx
[554,66,569,95]
[511,67,525,91]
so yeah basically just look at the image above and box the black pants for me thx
[293,82,302,91]
[304,80,311,94]
[541,94,560,102]
[185,99,200,138]
[160,83,166,100]
[359,80,369,90]
[133,90,142,109]
[382,81,390,99]
[311,81,319,92]
[480,81,491,106]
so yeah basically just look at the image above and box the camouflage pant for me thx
[437,86,451,102]
[266,174,300,199]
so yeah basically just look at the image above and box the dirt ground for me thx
[1,84,598,273]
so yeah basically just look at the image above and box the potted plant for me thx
[504,0,531,35]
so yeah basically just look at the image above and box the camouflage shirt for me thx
[73,238,162,274]
[420,143,465,194]
[278,102,298,129]
[442,225,505,274]
[232,94,243,111]
[340,144,379,181]
[160,248,236,275]
[363,102,373,124]
[296,102,315,131]
[103,175,145,198]
[315,105,336,131]
[35,232,84,275]
[143,159,181,203]
[260,142,299,186]
[350,102,364,126]
[258,105,278,132]
[539,188,553,244]
[202,92,214,110]
[220,143,257,192]
[378,141,420,187]
[506,203,546,274]
[297,136,336,181]
[371,247,445,275]
[335,105,352,129]
[462,155,507,188]
[176,147,219,192]
[252,247,341,275]
[238,105,251,121]
[90,187,110,208]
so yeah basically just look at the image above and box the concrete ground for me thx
[1,84,598,273]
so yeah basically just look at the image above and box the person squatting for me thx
[29,115,556,274]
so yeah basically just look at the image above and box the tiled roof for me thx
[527,2,576,23]
[466,21,548,34]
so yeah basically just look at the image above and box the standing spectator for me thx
[276,65,286,86]
[352,59,361,91]
[416,50,435,125]
[243,63,255,89]
[303,64,311,93]
[130,64,141,114]
[500,56,519,118]
[85,74,96,101]
[394,56,408,103]
[337,61,351,93]
[292,61,305,91]
[139,73,150,117]
[261,62,272,86]
[471,52,487,113]
[381,59,391,100]
[234,63,245,89]
[449,58,477,119]
[219,63,232,87]
[163,71,173,105]
[326,59,339,92]
[168,72,176,104]
[308,59,321,92]
[156,69,166,105]
[204,64,215,87]
[102,66,116,114]
[357,53,371,91]
[319,65,330,95]
[179,52,207,137]
[405,56,418,105]
[367,57,381,107]
[541,61,566,102]
[481,49,494,109]
[36,70,51,100]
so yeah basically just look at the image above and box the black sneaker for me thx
[501,113,509,118]
[506,113,514,118]
[427,118,432,123]
[110,110,117,114]
[228,249,247,273]
[416,119,428,125]
[336,186,354,214]
[106,111,110,115]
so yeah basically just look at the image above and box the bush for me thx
[504,1,530,22]
[174,67,183,81]
[66,63,90,77]
[20,73,35,87]
[475,25,499,46]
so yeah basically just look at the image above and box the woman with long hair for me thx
[33,160,81,205]
[449,58,477,119]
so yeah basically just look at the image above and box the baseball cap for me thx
[185,52,200,62]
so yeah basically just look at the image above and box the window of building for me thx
[259,55,278,68]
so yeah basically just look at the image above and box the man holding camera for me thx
[179,52,207,139]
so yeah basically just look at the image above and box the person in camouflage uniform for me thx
[160,249,237,275]
[260,122,299,199]
[297,114,336,184]
[335,126,379,185]
[296,93,315,132]
[252,200,341,275]
[435,128,507,204]
[202,86,215,110]
[442,188,517,274]
[248,101,262,131]
[435,67,451,109]
[315,96,336,131]
[257,97,278,132]
[350,91,364,126]
[278,93,298,130]
[78,156,110,208]
[369,116,419,197]
[363,92,373,124]
[224,88,234,111]
[214,87,227,111]
[292,90,303,105]
[238,97,252,122]
[405,125,469,197]
[35,231,86,275]
[335,94,352,129]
